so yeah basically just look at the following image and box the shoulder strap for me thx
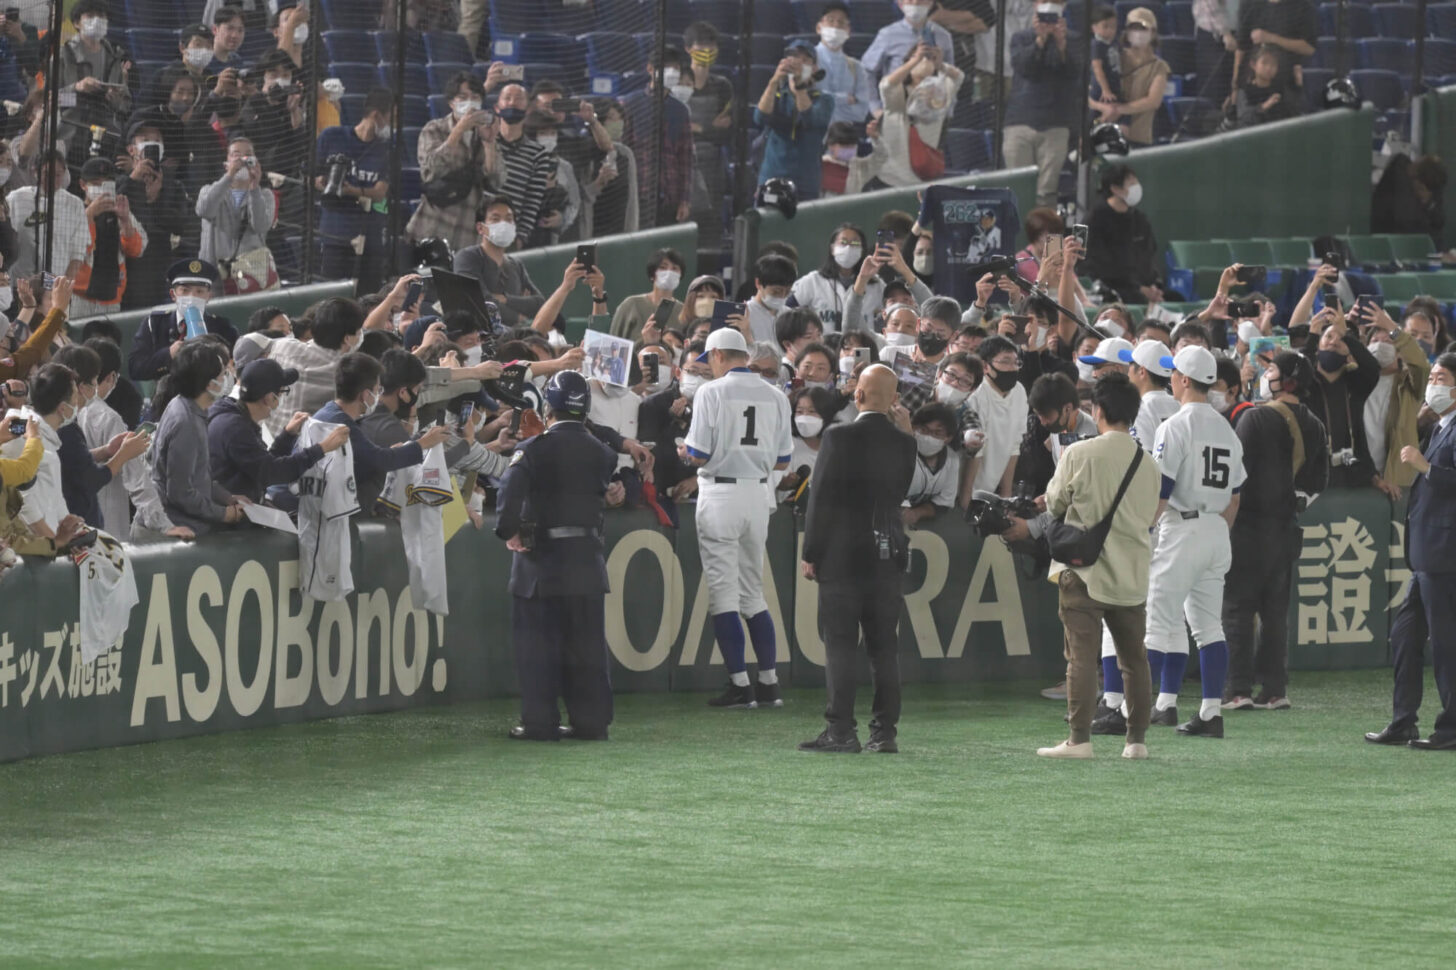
[1105,444,1144,519]
[1265,401,1306,476]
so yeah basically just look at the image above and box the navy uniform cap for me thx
[168,258,220,288]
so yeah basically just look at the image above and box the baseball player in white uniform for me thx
[1146,346,1245,738]
[680,327,793,709]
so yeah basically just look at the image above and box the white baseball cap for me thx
[1079,336,1134,366]
[1118,339,1174,377]
[1172,345,1218,385]
[697,326,749,362]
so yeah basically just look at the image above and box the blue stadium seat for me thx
[1065,3,1084,34]
[423,31,475,65]
[339,94,366,125]
[1160,36,1197,78]
[593,0,649,33]
[1372,3,1420,38]
[1314,36,1356,71]
[328,62,380,95]
[428,94,450,119]
[319,0,378,32]
[1358,38,1411,73]
[403,96,430,128]
[127,29,179,64]
[1165,1,1195,36]
[845,33,874,59]
[402,126,421,161]
[238,31,274,64]
[1431,5,1456,39]
[688,0,743,34]
[754,3,801,36]
[373,30,427,64]
[749,34,786,66]
[398,167,422,203]
[1318,3,1374,37]
[377,63,431,98]
[789,0,821,33]
[583,32,642,75]
[1350,69,1404,110]
[488,0,543,35]
[521,63,567,90]
[847,0,898,34]
[323,30,377,65]
[426,63,473,94]
[1426,38,1456,78]
[944,129,992,172]
[125,0,185,33]
[1302,67,1334,110]
[517,33,589,80]
[715,36,740,64]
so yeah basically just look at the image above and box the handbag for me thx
[1045,447,1143,568]
[221,246,278,294]
[907,125,945,181]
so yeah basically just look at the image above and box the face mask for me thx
[829,144,856,163]
[662,67,682,88]
[1258,373,1276,400]
[690,48,716,66]
[760,294,786,312]
[794,414,824,438]
[990,368,1020,393]
[655,269,681,292]
[839,355,858,376]
[169,96,194,116]
[1096,318,1125,338]
[885,331,916,347]
[1416,337,1436,358]
[1370,341,1398,368]
[79,16,107,40]
[485,221,517,248]
[669,84,695,104]
[803,379,833,391]
[799,64,814,83]
[935,380,969,405]
[453,99,482,118]
[1122,182,1144,207]
[464,345,483,366]
[832,243,861,269]
[915,432,944,457]
[210,372,235,399]
[375,123,393,140]
[819,26,849,49]
[535,132,560,152]
[497,106,526,125]
[1076,361,1097,382]
[184,47,212,69]
[1207,390,1228,412]
[1426,384,1455,415]
[1127,29,1152,48]
[679,373,705,400]
[604,119,624,141]
[693,297,715,318]
[58,402,77,428]
[293,24,309,46]
[0,166,11,185]
[917,330,949,356]
[1317,349,1347,373]
[361,389,379,412]
[903,3,931,24]
[176,294,206,312]
[913,253,933,275]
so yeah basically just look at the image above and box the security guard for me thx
[496,371,619,741]
[127,258,240,381]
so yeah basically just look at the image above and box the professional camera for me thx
[1331,447,1356,467]
[965,483,1039,539]
[321,154,351,198]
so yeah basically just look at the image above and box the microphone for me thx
[964,254,1018,278]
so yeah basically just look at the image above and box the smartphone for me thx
[482,301,502,334]
[1043,234,1062,258]
[852,346,872,368]
[142,143,162,164]
[42,272,55,291]
[711,300,746,331]
[6,416,24,436]
[576,243,596,271]
[402,280,423,313]
[642,355,659,384]
[136,421,157,436]
[551,97,582,114]
[649,299,675,333]
[1235,265,1267,289]
[500,64,525,81]
[457,400,475,432]
[875,228,896,252]
[1227,300,1261,318]
[1004,314,1031,344]
[508,408,522,436]
[1353,294,1377,319]
[1069,224,1089,250]
[1036,10,1061,23]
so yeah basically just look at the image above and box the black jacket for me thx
[1083,200,1160,302]
[802,411,917,585]
[205,395,324,503]
[129,308,240,381]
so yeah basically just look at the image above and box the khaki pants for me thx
[1003,124,1070,207]
[1058,571,1151,744]
[458,0,488,56]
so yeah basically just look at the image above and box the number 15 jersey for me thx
[684,369,793,481]
[1153,401,1247,515]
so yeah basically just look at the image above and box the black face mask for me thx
[917,331,949,356]
[990,368,1020,393]
[497,106,527,125]
[395,386,415,421]
[1317,349,1347,374]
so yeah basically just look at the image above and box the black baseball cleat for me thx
[507,725,561,741]
[707,682,758,709]
[1177,713,1225,738]
[1090,706,1128,736]
[865,734,899,753]
[1365,723,1419,745]
[797,730,862,753]
[1149,706,1179,727]
[754,681,784,708]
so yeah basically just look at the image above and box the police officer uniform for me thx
[495,371,619,741]
[127,259,240,382]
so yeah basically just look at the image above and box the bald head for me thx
[857,363,898,413]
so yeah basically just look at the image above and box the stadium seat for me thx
[1426,39,1456,79]
[847,0,897,34]
[1314,36,1356,71]
[1258,237,1316,268]
[754,2,802,36]
[516,32,589,80]
[1065,3,1084,34]
[329,63,380,95]
[1302,67,1335,109]
[403,95,430,129]
[319,0,378,32]
[338,94,366,125]
[373,30,428,65]
[845,33,874,59]
[1371,273,1423,302]
[402,126,421,161]
[592,0,648,33]
[1380,234,1441,266]
[127,28,179,64]
[427,94,450,119]
[1349,69,1403,110]
[1169,240,1234,269]
[1159,36,1197,78]
[521,63,568,90]
[1319,3,1375,37]
[688,0,742,33]
[398,167,422,203]
[944,129,992,172]
[423,31,475,65]
[1431,4,1456,39]
[1415,272,1456,299]
[426,63,473,94]
[1357,38,1411,73]
[1165,1,1195,36]
[714,36,740,64]
[583,32,643,76]
[323,30,378,65]
[488,0,543,35]
[1214,239,1276,267]
[1344,234,1396,267]
[1372,3,1420,38]
[789,0,821,33]
[749,34,786,66]
[378,63,431,99]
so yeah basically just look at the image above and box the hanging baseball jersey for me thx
[296,418,360,601]
[73,529,139,664]
[379,444,452,615]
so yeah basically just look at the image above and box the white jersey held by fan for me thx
[296,417,360,601]
[378,444,452,615]
[74,529,139,664]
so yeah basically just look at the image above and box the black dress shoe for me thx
[797,729,862,753]
[1408,734,1456,750]
[1149,706,1179,727]
[1090,707,1128,736]
[1176,713,1225,738]
[1364,723,1419,745]
[561,725,609,741]
[865,735,898,753]
[508,725,561,741]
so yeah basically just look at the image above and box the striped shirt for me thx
[495,133,552,238]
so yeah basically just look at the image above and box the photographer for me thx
[1300,304,1380,489]
[1004,0,1083,207]
[1358,301,1430,499]
[118,123,197,310]
[197,137,277,291]
[637,340,707,508]
[6,150,87,280]
[56,0,132,164]
[406,72,504,255]
[755,42,835,201]
[314,88,394,294]
[1005,373,1160,759]
[238,50,308,178]
[71,158,149,319]
[1018,372,1097,498]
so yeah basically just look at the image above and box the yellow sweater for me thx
[0,436,41,487]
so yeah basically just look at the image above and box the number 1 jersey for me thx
[683,370,793,481]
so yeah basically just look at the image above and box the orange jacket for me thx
[74,215,147,307]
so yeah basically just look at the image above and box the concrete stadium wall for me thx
[0,488,1402,762]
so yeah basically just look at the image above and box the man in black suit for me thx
[799,364,917,754]
[1366,353,1456,750]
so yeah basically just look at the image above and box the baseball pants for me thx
[695,481,770,617]
[1145,514,1231,655]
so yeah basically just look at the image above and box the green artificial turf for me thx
[1,670,1452,969]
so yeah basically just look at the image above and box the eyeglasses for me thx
[4,382,26,398]
[940,370,975,391]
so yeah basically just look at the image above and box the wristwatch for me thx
[592,291,608,304]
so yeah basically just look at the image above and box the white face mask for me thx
[935,380,969,405]
[760,294,787,312]
[464,344,483,366]
[903,3,931,24]
[794,414,824,438]
[679,373,705,400]
[453,99,482,119]
[885,331,917,347]
[79,16,107,40]
[58,401,78,428]
[375,123,393,140]
[485,221,517,248]
[1426,383,1455,415]
[655,269,681,292]
[1076,361,1097,382]
[0,166,12,185]
[662,67,682,88]
[362,389,379,412]
[185,47,213,69]
[176,293,206,312]
[1370,341,1398,367]
[802,379,833,391]
[1122,182,1144,207]
[819,26,848,49]
[839,355,857,376]
[915,432,944,457]
[211,372,236,399]
[669,84,695,104]
[1207,389,1228,411]
[913,253,933,275]
[1127,30,1152,48]
[536,134,558,153]
[293,24,309,46]
[694,297,716,318]
[832,243,861,269]
[1258,373,1275,401]
[1096,318,1125,338]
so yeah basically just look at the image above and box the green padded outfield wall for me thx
[0,490,1405,762]
[1420,85,1456,246]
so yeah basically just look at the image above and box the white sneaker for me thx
[1122,743,1148,760]
[1036,740,1093,759]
